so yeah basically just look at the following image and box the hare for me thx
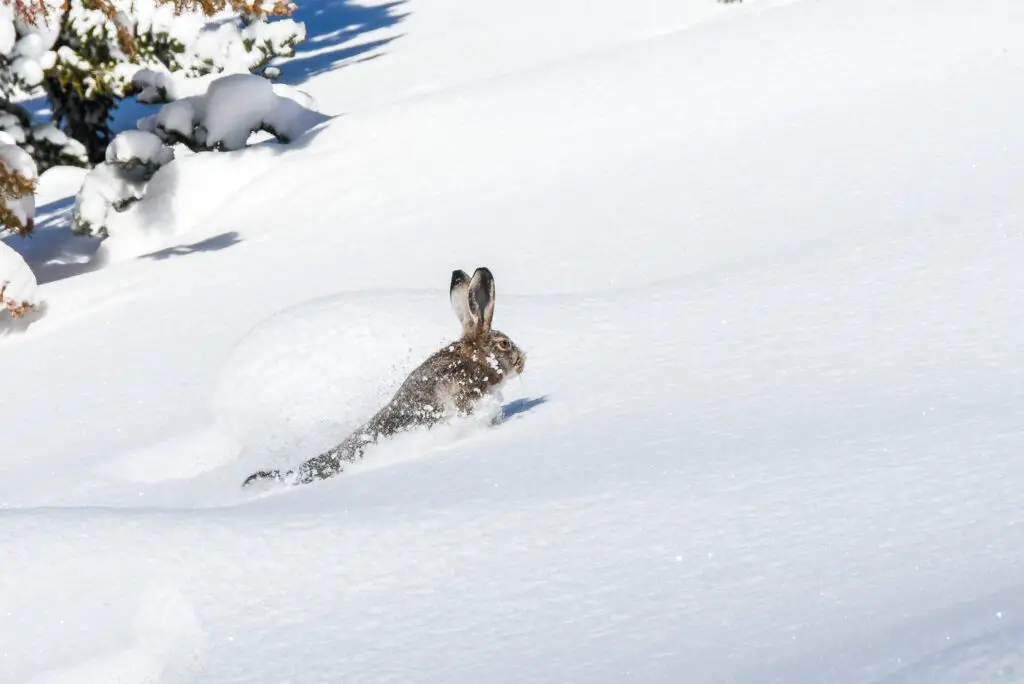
[243,267,526,488]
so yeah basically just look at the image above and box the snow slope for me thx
[3,0,1024,682]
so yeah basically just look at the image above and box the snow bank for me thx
[0,141,37,230]
[0,239,39,318]
[131,67,177,104]
[22,584,206,684]
[0,10,15,58]
[193,16,305,76]
[79,74,324,257]
[1,108,89,169]
[95,142,280,262]
[141,74,325,151]
[105,130,174,170]
[128,11,305,104]
[200,73,307,149]
[214,292,454,471]
[73,131,174,236]
[72,163,147,237]
[0,2,58,92]
[0,109,24,143]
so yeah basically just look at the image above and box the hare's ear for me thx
[450,269,474,335]
[468,267,495,335]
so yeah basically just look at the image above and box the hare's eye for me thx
[497,339,510,351]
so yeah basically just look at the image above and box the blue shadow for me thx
[499,396,549,422]
[3,195,107,285]
[279,0,409,85]
[141,231,242,260]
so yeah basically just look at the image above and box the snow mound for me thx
[201,74,280,149]
[1,3,58,91]
[73,162,147,237]
[140,74,325,150]
[141,98,197,142]
[193,15,305,76]
[880,623,1024,684]
[0,142,37,229]
[100,427,237,485]
[74,131,174,237]
[0,240,39,320]
[131,67,177,104]
[215,291,454,471]
[0,10,14,58]
[106,130,175,170]
[199,73,322,150]
[22,583,206,684]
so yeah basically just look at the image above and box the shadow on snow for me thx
[141,231,242,261]
[499,396,549,422]
[278,0,409,85]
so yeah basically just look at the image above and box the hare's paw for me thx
[241,469,289,491]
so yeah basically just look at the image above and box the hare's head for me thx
[450,267,526,376]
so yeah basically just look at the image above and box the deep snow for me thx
[3,0,1024,682]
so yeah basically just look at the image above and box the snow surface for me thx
[0,141,37,227]
[105,130,174,168]
[0,11,15,58]
[73,161,147,235]
[3,0,1024,682]
[139,74,324,152]
[0,238,39,314]
[199,73,308,150]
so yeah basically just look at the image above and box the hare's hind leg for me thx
[242,469,287,488]
[294,434,369,483]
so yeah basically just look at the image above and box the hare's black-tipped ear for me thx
[468,267,495,335]
[450,269,474,335]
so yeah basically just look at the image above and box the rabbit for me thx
[242,267,526,488]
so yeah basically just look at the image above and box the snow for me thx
[31,122,86,157]
[3,0,1024,682]
[200,74,281,150]
[139,74,323,150]
[0,141,37,226]
[131,67,176,103]
[0,111,26,143]
[72,161,146,236]
[199,73,319,149]
[242,16,306,61]
[13,32,47,60]
[10,56,43,87]
[0,13,15,58]
[0,238,39,316]
[105,130,174,168]
[28,122,89,165]
[146,97,196,139]
[0,139,36,180]
[11,0,61,55]
[20,584,206,684]
[192,15,305,76]
[72,131,175,238]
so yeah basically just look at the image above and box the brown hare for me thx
[243,267,526,487]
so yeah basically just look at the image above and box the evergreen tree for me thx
[43,0,190,164]
[0,0,303,234]
[0,138,36,236]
